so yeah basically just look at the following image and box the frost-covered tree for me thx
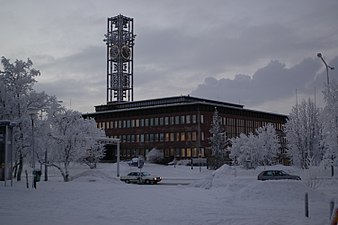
[229,123,280,169]
[321,81,338,169]
[0,57,40,120]
[230,133,256,168]
[256,123,280,166]
[209,108,227,169]
[0,57,47,180]
[47,109,106,181]
[284,98,323,168]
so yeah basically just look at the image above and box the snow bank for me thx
[71,168,121,184]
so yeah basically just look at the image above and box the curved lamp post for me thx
[317,53,335,86]
[317,53,335,177]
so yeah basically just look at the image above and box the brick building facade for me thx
[84,96,288,164]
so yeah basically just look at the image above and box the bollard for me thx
[330,201,335,219]
[305,192,309,218]
[331,208,338,225]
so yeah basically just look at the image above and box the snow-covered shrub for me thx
[302,167,322,190]
[146,148,164,163]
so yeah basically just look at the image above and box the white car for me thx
[120,172,162,184]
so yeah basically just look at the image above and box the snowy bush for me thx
[302,167,322,190]
[229,123,280,169]
[146,148,164,163]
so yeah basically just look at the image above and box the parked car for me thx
[257,170,301,181]
[120,172,162,184]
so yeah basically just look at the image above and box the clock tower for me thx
[104,15,135,102]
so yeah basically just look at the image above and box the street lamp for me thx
[317,53,335,86]
[27,106,39,188]
[317,53,336,177]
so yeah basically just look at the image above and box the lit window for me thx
[186,148,191,157]
[192,132,197,141]
[181,148,186,157]
[181,132,185,141]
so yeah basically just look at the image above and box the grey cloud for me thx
[190,57,331,107]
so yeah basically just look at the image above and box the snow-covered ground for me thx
[1,163,337,225]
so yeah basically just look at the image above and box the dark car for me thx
[257,170,301,181]
[120,172,162,184]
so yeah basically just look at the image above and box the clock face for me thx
[110,45,119,59]
[121,45,130,60]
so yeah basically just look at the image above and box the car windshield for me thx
[141,172,151,176]
[280,171,288,176]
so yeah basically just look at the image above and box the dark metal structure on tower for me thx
[104,15,135,102]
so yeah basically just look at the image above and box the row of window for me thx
[97,114,283,132]
[118,147,206,158]
[118,131,205,143]
[223,118,283,131]
[97,114,204,129]
[164,147,205,158]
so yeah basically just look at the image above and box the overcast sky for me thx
[1,0,338,114]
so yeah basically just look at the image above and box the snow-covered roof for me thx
[84,95,287,119]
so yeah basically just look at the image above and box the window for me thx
[180,132,185,141]
[192,148,198,157]
[176,132,180,141]
[192,132,197,141]
[170,133,175,142]
[181,148,186,157]
[186,148,191,157]
[160,133,164,142]
[186,115,191,124]
[170,116,175,125]
[192,115,197,124]
[175,116,180,125]
[165,117,169,125]
[181,115,185,124]
[200,114,204,124]
[186,132,191,141]
[176,148,180,157]
[170,148,175,157]
[200,148,205,157]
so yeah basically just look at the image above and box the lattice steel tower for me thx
[104,15,135,102]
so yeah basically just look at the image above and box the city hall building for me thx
[84,95,288,163]
[84,15,288,164]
